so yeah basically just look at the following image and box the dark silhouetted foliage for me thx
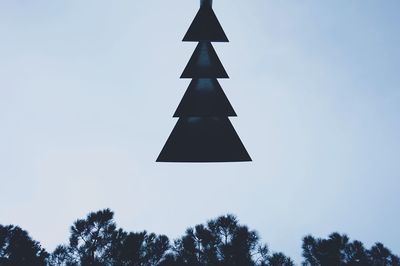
[2,210,400,265]
[110,230,170,266]
[0,225,48,265]
[368,243,400,266]
[164,214,291,266]
[301,233,400,266]
[266,252,295,266]
[48,208,117,265]
[48,209,170,266]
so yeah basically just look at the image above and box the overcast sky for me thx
[1,0,399,262]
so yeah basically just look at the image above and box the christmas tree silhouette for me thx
[157,0,251,162]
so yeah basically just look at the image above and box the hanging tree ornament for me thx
[157,0,251,162]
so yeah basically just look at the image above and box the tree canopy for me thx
[302,233,400,266]
[1,209,398,266]
[0,224,48,265]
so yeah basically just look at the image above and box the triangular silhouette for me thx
[174,79,236,117]
[157,117,252,162]
[181,42,229,79]
[183,6,229,42]
[157,0,251,163]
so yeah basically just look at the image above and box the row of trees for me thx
[1,209,398,265]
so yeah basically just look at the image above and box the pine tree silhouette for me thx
[157,0,251,162]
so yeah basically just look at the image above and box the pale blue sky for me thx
[0,0,399,262]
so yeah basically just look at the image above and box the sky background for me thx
[1,0,399,262]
